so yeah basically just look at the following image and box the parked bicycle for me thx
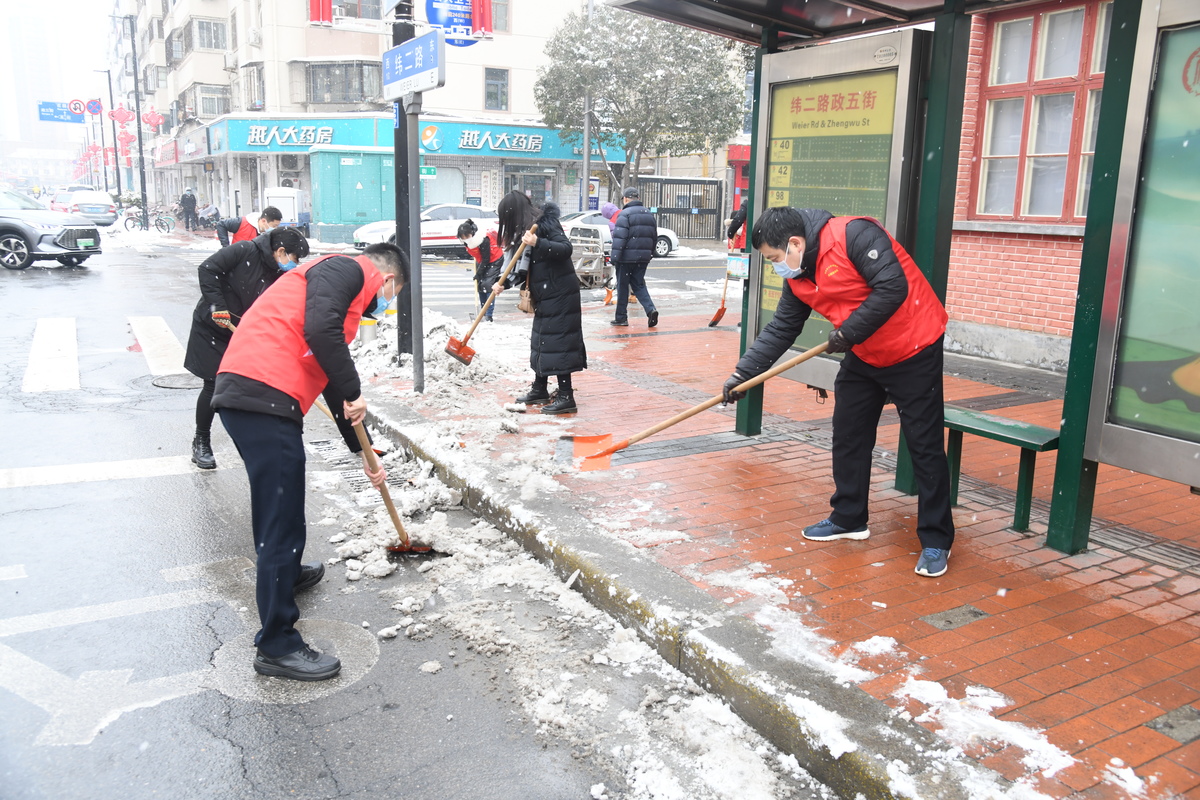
[123,207,176,233]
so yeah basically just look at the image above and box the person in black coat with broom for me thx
[183,227,311,468]
[492,190,587,414]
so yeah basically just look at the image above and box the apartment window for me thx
[157,66,168,88]
[973,2,1110,222]
[195,19,227,50]
[484,67,508,111]
[243,64,265,111]
[307,62,381,103]
[166,30,184,66]
[492,0,510,32]
[332,0,382,20]
[197,84,231,117]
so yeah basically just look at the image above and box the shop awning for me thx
[605,0,1029,45]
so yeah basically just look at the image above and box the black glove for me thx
[723,373,748,404]
[827,328,853,353]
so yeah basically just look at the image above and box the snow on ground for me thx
[336,304,1162,800]
[670,245,726,259]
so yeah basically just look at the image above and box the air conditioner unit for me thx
[280,154,299,171]
[332,5,346,17]
[223,51,237,71]
[247,27,262,46]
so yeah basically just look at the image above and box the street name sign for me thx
[38,102,84,124]
[382,29,446,101]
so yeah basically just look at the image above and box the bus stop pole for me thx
[404,92,425,394]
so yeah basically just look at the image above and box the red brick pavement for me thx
[379,303,1200,798]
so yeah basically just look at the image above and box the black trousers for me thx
[218,408,307,656]
[829,337,955,550]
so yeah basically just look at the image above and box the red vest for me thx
[787,217,947,368]
[232,216,259,243]
[218,255,383,410]
[463,230,501,265]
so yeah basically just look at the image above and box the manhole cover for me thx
[152,374,203,390]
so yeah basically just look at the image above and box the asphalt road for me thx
[0,239,831,800]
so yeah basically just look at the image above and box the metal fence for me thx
[635,176,724,240]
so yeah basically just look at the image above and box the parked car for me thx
[560,210,679,257]
[0,189,102,269]
[353,203,498,257]
[48,192,75,213]
[59,190,119,226]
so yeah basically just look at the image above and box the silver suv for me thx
[0,190,102,269]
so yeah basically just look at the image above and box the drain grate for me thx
[151,373,203,390]
[920,605,990,631]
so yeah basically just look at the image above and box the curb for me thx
[367,407,1008,800]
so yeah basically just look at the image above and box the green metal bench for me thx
[943,406,1061,532]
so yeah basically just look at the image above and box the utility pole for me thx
[391,3,417,369]
[95,103,110,192]
[580,0,593,212]
[96,69,122,198]
[127,15,150,229]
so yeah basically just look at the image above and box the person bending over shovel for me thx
[723,207,955,578]
[213,242,406,681]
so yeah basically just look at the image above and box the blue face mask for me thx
[281,260,298,272]
[367,295,389,317]
[770,242,804,280]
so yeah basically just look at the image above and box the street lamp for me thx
[94,69,123,200]
[110,14,150,228]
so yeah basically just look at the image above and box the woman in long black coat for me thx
[183,227,310,468]
[494,191,586,414]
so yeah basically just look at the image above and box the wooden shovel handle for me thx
[621,341,830,450]
[352,422,409,547]
[458,224,540,345]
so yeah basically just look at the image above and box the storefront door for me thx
[507,170,555,204]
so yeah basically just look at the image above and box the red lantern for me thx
[142,107,164,130]
[109,104,136,125]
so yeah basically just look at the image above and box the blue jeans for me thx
[614,261,655,323]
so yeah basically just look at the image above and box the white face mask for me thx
[769,241,803,280]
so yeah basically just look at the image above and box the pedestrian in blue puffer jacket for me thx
[609,187,659,328]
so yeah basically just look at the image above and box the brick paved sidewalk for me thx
[370,299,1200,798]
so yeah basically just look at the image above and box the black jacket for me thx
[183,234,283,380]
[735,210,910,379]
[513,204,587,376]
[215,216,250,247]
[472,234,504,286]
[179,192,197,210]
[610,200,657,264]
[727,200,747,239]
[210,255,371,452]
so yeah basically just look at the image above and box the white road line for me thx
[0,455,213,489]
[21,318,79,392]
[128,316,186,375]
[0,588,212,638]
[0,566,27,581]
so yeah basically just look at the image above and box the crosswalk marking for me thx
[22,318,79,393]
[128,316,186,375]
[0,566,27,581]
[0,455,223,490]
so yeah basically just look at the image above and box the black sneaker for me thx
[647,310,659,328]
[294,563,324,593]
[540,390,577,415]
[610,319,629,327]
[801,517,870,541]
[254,644,341,681]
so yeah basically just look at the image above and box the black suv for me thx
[0,189,102,269]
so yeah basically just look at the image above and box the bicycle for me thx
[123,208,176,233]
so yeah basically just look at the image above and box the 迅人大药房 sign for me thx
[418,121,626,162]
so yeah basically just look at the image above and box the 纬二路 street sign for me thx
[382,29,446,101]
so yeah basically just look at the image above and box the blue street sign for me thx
[38,102,84,124]
[426,0,478,48]
[382,29,446,100]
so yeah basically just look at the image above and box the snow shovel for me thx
[311,399,431,554]
[579,341,830,469]
[445,224,539,365]
[708,271,730,327]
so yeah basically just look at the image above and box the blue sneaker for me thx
[915,548,950,577]
[802,518,870,541]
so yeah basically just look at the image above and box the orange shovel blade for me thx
[445,336,475,365]
[570,434,613,471]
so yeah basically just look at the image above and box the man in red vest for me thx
[723,207,954,578]
[215,206,283,247]
[213,242,407,680]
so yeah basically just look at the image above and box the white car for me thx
[560,210,679,258]
[353,203,497,257]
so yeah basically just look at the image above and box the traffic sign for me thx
[68,99,85,115]
[38,102,84,124]
[86,99,103,115]
[419,166,437,180]
[382,29,446,100]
